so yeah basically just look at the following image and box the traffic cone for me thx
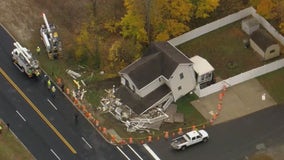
[129,137,133,144]
[223,85,227,92]
[172,132,175,137]
[217,103,222,111]
[111,135,116,143]
[219,93,223,101]
[102,127,107,135]
[95,120,99,127]
[148,136,152,143]
[213,113,217,120]
[74,98,78,105]
[210,119,214,125]
[164,131,169,139]
[178,128,183,135]
[65,88,70,95]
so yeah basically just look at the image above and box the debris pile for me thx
[100,86,169,132]
[66,69,87,101]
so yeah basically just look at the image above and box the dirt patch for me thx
[250,144,284,160]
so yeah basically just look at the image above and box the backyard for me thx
[177,21,283,80]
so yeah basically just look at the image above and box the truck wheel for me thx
[203,138,208,143]
[181,146,186,151]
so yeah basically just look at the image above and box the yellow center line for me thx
[0,68,77,154]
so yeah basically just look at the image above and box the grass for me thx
[0,122,34,160]
[258,67,284,104]
[177,21,267,79]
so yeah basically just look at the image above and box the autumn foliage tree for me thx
[150,0,194,41]
[251,0,284,34]
[195,0,220,18]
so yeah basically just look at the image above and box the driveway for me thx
[192,78,277,124]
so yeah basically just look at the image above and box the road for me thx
[148,104,284,160]
[0,25,156,160]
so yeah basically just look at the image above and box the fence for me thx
[195,58,284,97]
[252,12,284,46]
[168,7,255,46]
[168,7,284,47]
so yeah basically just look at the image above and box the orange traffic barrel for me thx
[148,136,152,143]
[164,131,169,139]
[178,128,183,135]
[129,137,133,144]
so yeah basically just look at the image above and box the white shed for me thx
[250,29,280,61]
[190,55,214,87]
[242,17,260,35]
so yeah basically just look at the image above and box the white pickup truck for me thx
[170,129,209,150]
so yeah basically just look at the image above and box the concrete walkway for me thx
[192,78,277,124]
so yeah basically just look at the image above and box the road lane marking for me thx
[127,144,143,160]
[50,149,61,160]
[116,146,131,160]
[0,68,77,154]
[47,99,58,110]
[16,110,26,122]
[143,144,161,160]
[81,137,92,149]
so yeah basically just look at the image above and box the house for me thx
[250,29,280,61]
[115,41,196,115]
[241,17,260,35]
[189,55,215,89]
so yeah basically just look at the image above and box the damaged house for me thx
[101,41,197,132]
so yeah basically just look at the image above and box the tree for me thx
[118,0,148,42]
[195,0,220,18]
[75,20,101,69]
[276,1,284,34]
[256,0,277,19]
[150,0,194,41]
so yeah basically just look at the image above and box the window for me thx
[179,73,184,79]
[178,86,182,90]
[270,49,275,54]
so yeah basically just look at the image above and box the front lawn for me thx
[258,68,284,104]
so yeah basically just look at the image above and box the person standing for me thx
[47,79,51,90]
[36,46,41,55]
[51,86,56,98]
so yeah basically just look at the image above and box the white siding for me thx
[120,73,137,91]
[249,39,265,58]
[168,64,196,101]
[264,44,280,60]
[137,76,165,97]
[195,58,284,97]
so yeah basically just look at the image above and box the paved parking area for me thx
[191,78,277,124]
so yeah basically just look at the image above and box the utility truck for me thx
[171,129,209,151]
[11,42,41,78]
[40,13,62,59]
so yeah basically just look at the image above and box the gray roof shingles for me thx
[120,42,192,89]
[115,84,171,115]
[250,29,277,52]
